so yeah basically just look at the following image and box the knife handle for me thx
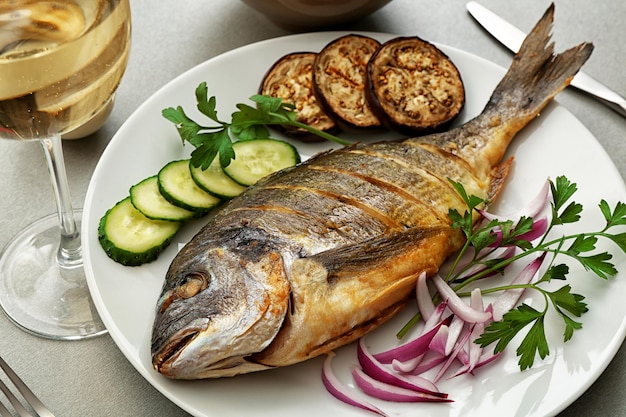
[571,71,626,118]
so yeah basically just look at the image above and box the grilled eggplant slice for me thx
[313,34,382,130]
[366,36,465,135]
[259,52,337,141]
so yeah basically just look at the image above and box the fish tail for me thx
[485,4,593,122]
[438,4,594,174]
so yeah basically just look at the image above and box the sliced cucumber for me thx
[158,159,222,212]
[190,157,247,199]
[223,139,300,186]
[130,176,196,221]
[98,197,181,266]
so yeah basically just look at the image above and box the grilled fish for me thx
[151,5,593,379]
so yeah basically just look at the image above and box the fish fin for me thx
[302,227,457,283]
[485,4,593,123]
[487,156,513,204]
[253,227,460,366]
[434,4,594,174]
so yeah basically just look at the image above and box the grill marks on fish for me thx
[227,142,480,244]
[226,185,390,252]
[341,143,483,210]
[308,150,459,220]
[306,165,446,225]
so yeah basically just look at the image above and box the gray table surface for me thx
[1,0,625,415]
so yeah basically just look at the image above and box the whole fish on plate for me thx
[151,5,593,379]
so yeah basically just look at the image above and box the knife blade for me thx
[466,1,626,118]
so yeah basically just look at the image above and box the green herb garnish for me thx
[162,82,352,170]
[400,176,626,371]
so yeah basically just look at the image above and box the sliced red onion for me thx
[444,315,466,356]
[428,324,450,356]
[321,352,388,416]
[373,315,451,364]
[453,345,471,367]
[449,348,502,378]
[416,271,435,320]
[391,354,425,373]
[434,323,474,383]
[431,274,492,323]
[351,366,452,403]
[440,301,485,377]
[357,339,444,397]
[467,289,486,372]
[399,353,447,375]
[490,254,545,321]
[423,299,448,332]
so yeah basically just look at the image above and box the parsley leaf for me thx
[476,303,551,371]
[162,106,204,144]
[574,252,617,279]
[162,82,352,171]
[547,285,586,342]
[516,314,550,371]
[551,176,578,212]
[601,200,626,228]
[551,176,583,225]
[548,285,587,318]
[539,263,569,282]
[195,83,222,123]
[448,179,486,239]
[608,233,626,254]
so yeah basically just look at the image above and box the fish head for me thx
[151,227,291,379]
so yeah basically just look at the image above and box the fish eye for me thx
[176,272,209,299]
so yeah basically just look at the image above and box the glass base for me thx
[0,210,107,340]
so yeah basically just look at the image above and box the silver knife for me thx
[466,1,626,118]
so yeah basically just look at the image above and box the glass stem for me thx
[40,135,82,269]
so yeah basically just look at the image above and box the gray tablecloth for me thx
[1,0,625,415]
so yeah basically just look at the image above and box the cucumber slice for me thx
[190,157,247,199]
[130,176,196,221]
[158,159,222,212]
[223,139,300,186]
[98,197,181,266]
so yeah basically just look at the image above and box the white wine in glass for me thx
[0,0,131,339]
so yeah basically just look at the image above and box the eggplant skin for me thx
[366,36,466,135]
[312,34,383,131]
[259,52,338,142]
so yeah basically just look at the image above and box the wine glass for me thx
[0,0,131,339]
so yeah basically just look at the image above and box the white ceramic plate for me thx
[83,32,626,417]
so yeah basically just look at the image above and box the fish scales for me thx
[308,144,479,216]
[151,4,594,379]
[225,185,392,243]
[219,206,364,256]
[269,165,447,228]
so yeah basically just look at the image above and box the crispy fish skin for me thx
[151,4,593,379]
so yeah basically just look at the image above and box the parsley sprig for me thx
[161,82,352,170]
[405,176,626,371]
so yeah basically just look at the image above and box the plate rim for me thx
[82,30,626,417]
